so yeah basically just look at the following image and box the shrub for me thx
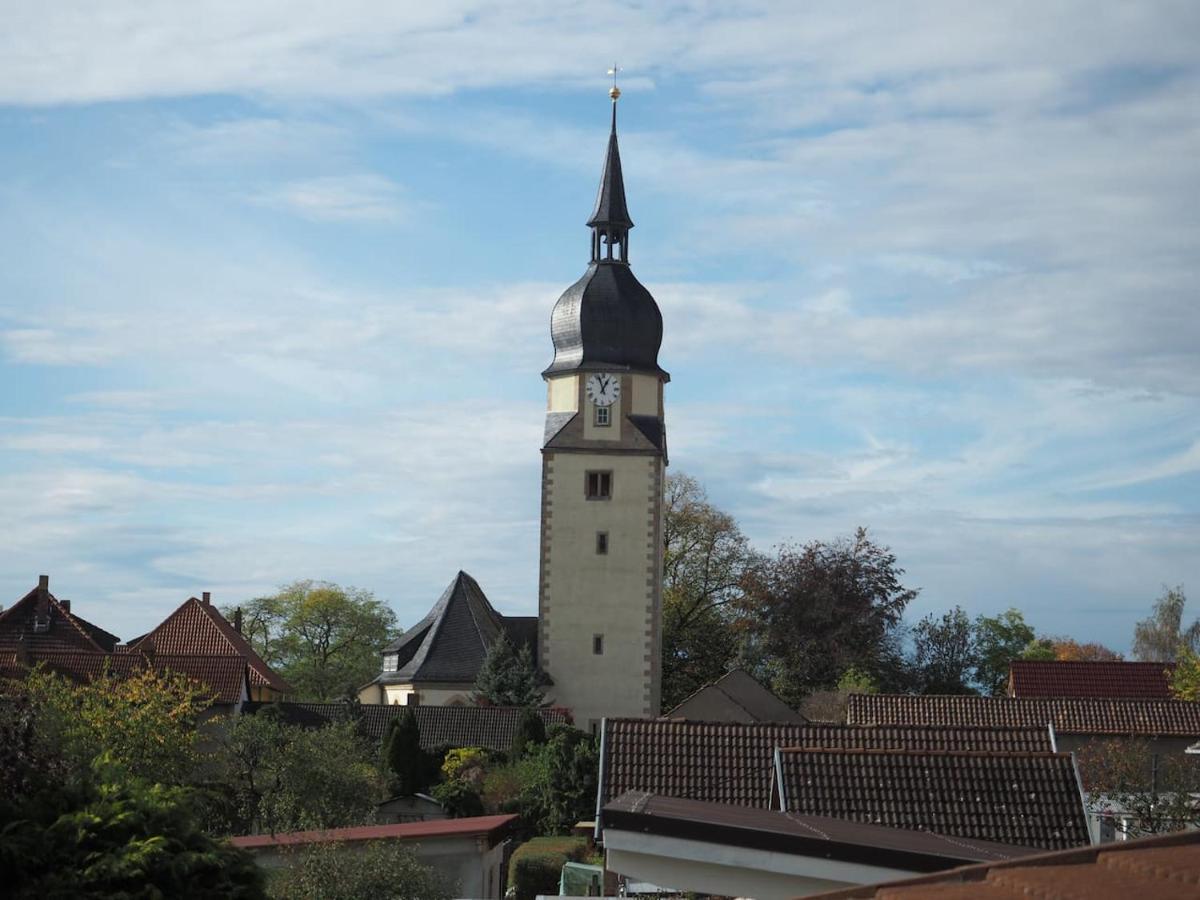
[267,840,449,900]
[441,747,488,784]
[507,837,589,900]
[430,779,484,818]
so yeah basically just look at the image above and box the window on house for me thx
[596,531,609,555]
[586,470,612,500]
[383,652,398,672]
[593,633,604,655]
[594,405,611,427]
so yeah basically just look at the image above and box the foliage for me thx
[224,581,398,701]
[472,634,545,707]
[507,837,590,900]
[973,608,1038,695]
[267,840,449,900]
[382,708,425,796]
[0,759,264,899]
[1019,639,1058,661]
[521,726,599,835]
[1133,585,1198,662]
[215,709,382,834]
[836,666,879,694]
[738,528,919,704]
[1076,738,1200,837]
[661,472,752,709]
[1169,647,1200,701]
[23,665,211,786]
[441,746,489,783]
[912,607,979,695]
[431,779,485,818]
[511,706,547,760]
[1041,638,1123,661]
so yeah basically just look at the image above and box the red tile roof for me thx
[849,693,1200,736]
[1009,660,1174,699]
[775,748,1090,852]
[128,596,289,693]
[809,824,1200,899]
[229,814,518,850]
[0,584,118,655]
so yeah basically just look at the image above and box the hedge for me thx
[507,836,590,900]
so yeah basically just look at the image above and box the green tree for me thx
[912,607,979,695]
[216,710,382,834]
[661,473,752,709]
[1133,585,1198,662]
[226,581,398,700]
[738,528,918,705]
[973,608,1038,696]
[836,666,879,694]
[267,840,449,900]
[1169,647,1200,701]
[383,708,425,796]
[511,706,547,760]
[24,664,211,786]
[472,634,545,707]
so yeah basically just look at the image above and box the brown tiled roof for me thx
[848,693,1200,736]
[599,718,1055,809]
[0,583,119,655]
[602,792,1038,873]
[810,826,1200,899]
[0,649,248,704]
[1009,660,1174,699]
[775,748,1090,852]
[128,596,290,693]
[243,701,571,749]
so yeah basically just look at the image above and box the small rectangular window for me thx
[383,653,398,672]
[586,470,612,500]
[593,633,604,655]
[594,405,611,427]
[596,532,608,555]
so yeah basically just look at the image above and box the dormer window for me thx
[383,652,398,673]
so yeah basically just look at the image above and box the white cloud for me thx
[252,174,405,222]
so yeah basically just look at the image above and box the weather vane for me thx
[608,64,621,100]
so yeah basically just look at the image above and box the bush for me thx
[430,779,484,818]
[507,837,589,900]
[267,840,449,900]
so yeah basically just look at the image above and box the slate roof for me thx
[1008,660,1174,699]
[370,571,535,687]
[587,104,633,230]
[0,579,120,655]
[599,718,1055,809]
[0,648,248,704]
[243,701,571,749]
[125,596,290,693]
[775,748,1090,852]
[810,826,1200,899]
[602,792,1038,873]
[848,693,1200,736]
[666,669,804,723]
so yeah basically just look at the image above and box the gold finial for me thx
[608,64,621,100]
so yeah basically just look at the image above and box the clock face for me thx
[586,373,621,407]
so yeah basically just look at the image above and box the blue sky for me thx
[1,2,1198,653]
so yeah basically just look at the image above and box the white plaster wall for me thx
[541,451,662,722]
[547,374,579,412]
[629,373,661,416]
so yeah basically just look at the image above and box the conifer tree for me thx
[511,706,547,760]
[472,634,545,707]
[385,708,423,796]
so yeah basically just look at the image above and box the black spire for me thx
[587,94,633,264]
[543,86,666,380]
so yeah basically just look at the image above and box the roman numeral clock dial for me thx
[586,373,620,407]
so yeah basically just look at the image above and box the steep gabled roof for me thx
[848,693,1200,736]
[774,748,1090,852]
[375,571,533,685]
[243,701,571,749]
[127,596,290,693]
[666,669,804,723]
[1009,660,1174,699]
[599,718,1056,809]
[0,580,119,655]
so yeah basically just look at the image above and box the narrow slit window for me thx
[596,531,609,555]
[586,470,612,500]
[593,634,604,655]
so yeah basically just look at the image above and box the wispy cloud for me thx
[252,174,405,222]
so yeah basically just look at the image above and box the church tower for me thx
[538,84,668,728]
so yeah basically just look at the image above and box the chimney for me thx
[201,591,211,606]
[15,633,29,667]
[33,575,51,632]
[60,598,71,614]
[233,606,243,634]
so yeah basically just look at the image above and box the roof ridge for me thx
[776,747,1071,759]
